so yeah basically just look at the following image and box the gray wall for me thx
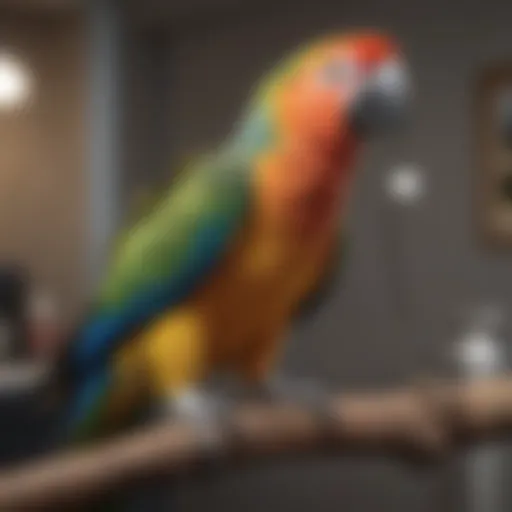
[155,0,512,510]
[123,28,174,203]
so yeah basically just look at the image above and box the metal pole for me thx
[86,0,122,291]
[453,305,508,512]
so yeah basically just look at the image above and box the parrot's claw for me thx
[165,387,232,455]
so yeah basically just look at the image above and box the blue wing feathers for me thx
[54,157,250,442]
[71,200,244,374]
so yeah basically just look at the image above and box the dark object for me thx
[497,90,512,146]
[0,265,28,360]
[500,173,512,202]
[0,388,57,465]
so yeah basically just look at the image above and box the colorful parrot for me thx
[50,31,411,449]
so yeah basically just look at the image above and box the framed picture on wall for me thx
[476,65,512,246]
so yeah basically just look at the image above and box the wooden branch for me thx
[2,375,512,510]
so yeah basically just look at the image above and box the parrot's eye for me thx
[319,59,358,88]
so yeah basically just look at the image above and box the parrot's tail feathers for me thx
[43,316,93,414]
[54,368,113,446]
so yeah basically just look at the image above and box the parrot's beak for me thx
[350,58,411,136]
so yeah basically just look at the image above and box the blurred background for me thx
[1,0,512,511]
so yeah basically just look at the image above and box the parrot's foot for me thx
[164,387,233,455]
[251,375,337,434]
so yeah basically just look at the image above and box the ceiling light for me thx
[0,52,33,111]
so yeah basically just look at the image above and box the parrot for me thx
[49,31,411,457]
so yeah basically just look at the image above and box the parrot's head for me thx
[233,32,411,232]
[256,31,411,149]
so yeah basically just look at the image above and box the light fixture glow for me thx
[0,52,33,111]
[386,163,426,205]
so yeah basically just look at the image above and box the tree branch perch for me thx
[2,375,512,510]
